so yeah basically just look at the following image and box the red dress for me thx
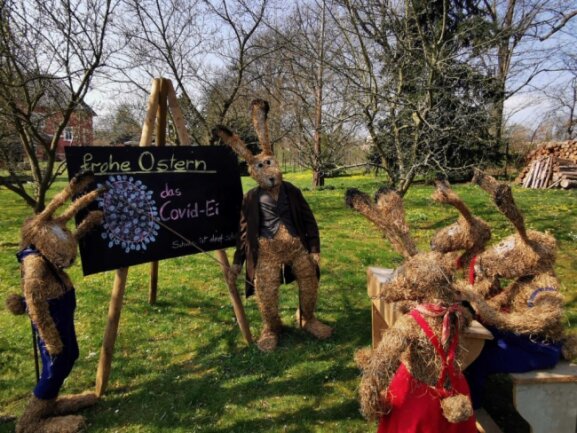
[377,310,477,433]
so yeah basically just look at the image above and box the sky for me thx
[82,1,577,134]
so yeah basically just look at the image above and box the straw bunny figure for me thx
[430,178,491,273]
[6,172,104,433]
[346,187,477,433]
[456,170,577,408]
[212,99,332,352]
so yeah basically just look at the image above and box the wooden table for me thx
[367,266,493,368]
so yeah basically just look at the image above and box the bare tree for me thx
[335,0,497,195]
[539,48,577,140]
[94,102,143,145]
[115,0,270,144]
[329,2,393,176]
[312,0,326,187]
[244,0,362,186]
[478,0,577,171]
[0,0,118,211]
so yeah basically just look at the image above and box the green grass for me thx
[1,173,576,432]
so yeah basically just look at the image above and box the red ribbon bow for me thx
[415,303,461,345]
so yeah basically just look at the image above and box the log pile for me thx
[516,140,577,189]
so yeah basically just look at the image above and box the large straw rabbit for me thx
[212,99,332,352]
[458,170,577,408]
[5,172,104,433]
[346,187,477,433]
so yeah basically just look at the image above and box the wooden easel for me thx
[94,77,252,397]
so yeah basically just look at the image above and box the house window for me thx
[64,127,73,141]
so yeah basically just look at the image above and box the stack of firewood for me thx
[516,140,577,189]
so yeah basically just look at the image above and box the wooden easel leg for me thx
[216,250,253,344]
[149,261,158,305]
[95,267,129,397]
[145,78,168,304]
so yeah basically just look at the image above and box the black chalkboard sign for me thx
[65,146,243,275]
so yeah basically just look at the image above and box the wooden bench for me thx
[367,267,493,368]
[476,362,577,433]
[509,362,577,433]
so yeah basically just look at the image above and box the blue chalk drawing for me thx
[97,175,160,253]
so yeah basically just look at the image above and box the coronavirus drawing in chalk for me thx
[97,175,160,253]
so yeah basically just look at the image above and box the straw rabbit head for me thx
[430,178,491,268]
[345,187,459,304]
[212,99,282,191]
[471,170,556,281]
[20,172,104,269]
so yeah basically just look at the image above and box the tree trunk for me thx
[495,0,516,178]
[312,0,326,189]
[312,169,324,188]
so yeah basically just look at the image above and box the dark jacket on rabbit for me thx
[233,181,320,296]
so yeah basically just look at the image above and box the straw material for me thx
[472,169,527,240]
[562,333,577,361]
[474,231,556,280]
[459,280,565,342]
[16,395,87,433]
[346,188,418,258]
[347,187,473,423]
[6,293,26,315]
[354,347,373,370]
[10,177,103,355]
[9,177,103,433]
[465,172,573,358]
[219,100,331,350]
[212,125,256,165]
[359,311,473,421]
[441,394,474,423]
[251,99,272,155]
[376,252,459,304]
[430,179,491,266]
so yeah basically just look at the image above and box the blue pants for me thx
[32,289,79,400]
[464,326,562,409]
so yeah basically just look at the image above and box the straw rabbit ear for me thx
[374,187,418,257]
[250,99,272,156]
[54,188,103,224]
[36,171,95,222]
[345,188,418,258]
[431,178,491,266]
[432,179,474,222]
[345,188,382,223]
[472,169,528,241]
[211,125,256,164]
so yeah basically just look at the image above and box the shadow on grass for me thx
[86,326,366,432]
[64,287,371,433]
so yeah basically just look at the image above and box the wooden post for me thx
[156,79,168,147]
[149,261,159,305]
[165,81,252,344]
[216,250,253,344]
[92,77,251,400]
[147,78,169,305]
[139,78,161,147]
[94,79,162,396]
[137,77,168,305]
[95,267,129,397]
[166,80,191,146]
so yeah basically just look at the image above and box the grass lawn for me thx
[1,172,576,433]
